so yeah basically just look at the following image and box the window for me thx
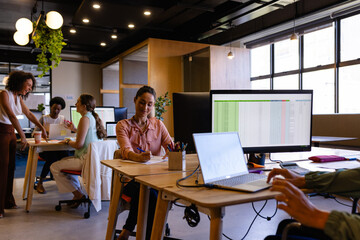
[303,24,334,68]
[274,39,299,73]
[251,79,270,89]
[339,65,360,113]
[273,74,298,90]
[303,69,334,114]
[0,62,51,113]
[250,45,270,77]
[341,14,360,62]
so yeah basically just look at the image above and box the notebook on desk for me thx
[193,132,271,192]
[48,124,72,140]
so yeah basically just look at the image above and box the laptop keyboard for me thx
[212,173,267,187]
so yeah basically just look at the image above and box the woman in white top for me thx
[35,97,74,194]
[0,71,47,218]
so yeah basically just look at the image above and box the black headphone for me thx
[184,204,200,227]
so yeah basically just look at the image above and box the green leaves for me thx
[155,92,171,121]
[37,103,45,112]
[32,21,66,78]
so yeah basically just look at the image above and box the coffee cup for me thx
[34,131,42,144]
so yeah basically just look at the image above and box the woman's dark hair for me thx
[79,94,106,139]
[6,71,36,99]
[135,86,156,100]
[50,96,66,109]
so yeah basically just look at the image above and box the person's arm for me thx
[0,91,27,149]
[21,98,47,140]
[65,115,89,149]
[116,121,150,162]
[324,210,360,240]
[305,168,360,193]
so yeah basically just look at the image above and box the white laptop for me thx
[193,132,271,192]
[49,124,72,140]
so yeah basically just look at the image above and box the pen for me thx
[346,158,358,161]
[137,147,145,153]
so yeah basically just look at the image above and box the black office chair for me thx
[54,169,91,219]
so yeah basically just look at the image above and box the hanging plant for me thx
[155,92,172,121]
[32,21,66,77]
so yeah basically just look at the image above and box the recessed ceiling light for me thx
[111,34,117,39]
[128,23,135,29]
[93,3,101,9]
[83,18,90,23]
[69,28,76,33]
[144,11,151,16]
[100,42,106,46]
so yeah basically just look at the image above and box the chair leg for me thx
[55,196,92,219]
[352,198,359,214]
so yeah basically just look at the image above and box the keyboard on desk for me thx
[212,173,267,187]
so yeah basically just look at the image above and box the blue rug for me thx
[15,149,45,179]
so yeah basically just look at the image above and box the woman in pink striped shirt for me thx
[116,86,173,240]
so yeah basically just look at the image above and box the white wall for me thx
[52,61,101,120]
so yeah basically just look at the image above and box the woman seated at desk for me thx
[35,96,74,194]
[0,71,47,218]
[266,168,360,240]
[50,94,106,207]
[116,86,173,240]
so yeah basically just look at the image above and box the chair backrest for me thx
[82,140,119,212]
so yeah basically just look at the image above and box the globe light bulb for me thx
[15,18,33,34]
[45,11,63,29]
[13,31,29,46]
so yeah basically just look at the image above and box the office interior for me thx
[2,0,360,239]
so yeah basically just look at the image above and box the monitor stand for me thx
[248,153,265,166]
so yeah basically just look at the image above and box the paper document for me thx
[312,160,360,170]
[120,156,168,165]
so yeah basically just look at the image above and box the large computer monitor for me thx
[70,106,115,129]
[173,92,211,153]
[210,90,313,153]
[29,110,43,128]
[114,107,128,122]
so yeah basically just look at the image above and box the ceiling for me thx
[0,0,348,64]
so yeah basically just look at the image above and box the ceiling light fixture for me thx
[100,42,106,46]
[144,10,151,16]
[227,22,234,60]
[128,23,135,29]
[290,0,298,40]
[83,18,90,23]
[93,3,101,9]
[13,1,63,46]
[70,28,76,34]
[111,34,117,39]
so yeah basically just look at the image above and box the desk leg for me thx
[209,207,224,240]
[150,191,170,240]
[106,172,122,240]
[25,148,39,212]
[22,146,34,200]
[136,184,150,240]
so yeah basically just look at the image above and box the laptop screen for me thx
[106,122,117,138]
[193,132,248,184]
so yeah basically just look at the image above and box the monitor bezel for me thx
[210,89,313,154]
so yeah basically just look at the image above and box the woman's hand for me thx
[41,126,48,141]
[20,136,28,151]
[267,168,306,188]
[137,151,152,162]
[65,121,77,132]
[270,179,329,229]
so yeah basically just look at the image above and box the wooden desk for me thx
[135,172,278,240]
[102,154,199,240]
[312,136,357,147]
[22,139,73,212]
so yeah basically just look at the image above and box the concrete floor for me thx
[0,178,354,240]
